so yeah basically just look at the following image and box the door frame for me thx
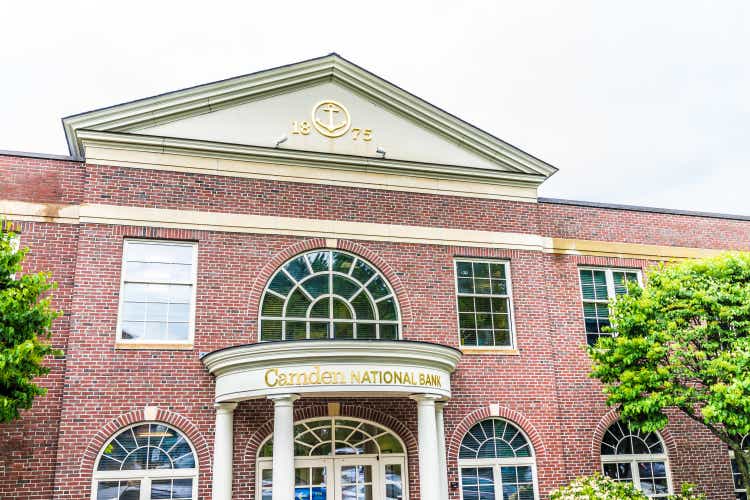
[256,454,408,500]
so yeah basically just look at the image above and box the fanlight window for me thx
[260,250,401,341]
[259,418,404,457]
[600,420,671,498]
[93,423,197,500]
[458,419,538,500]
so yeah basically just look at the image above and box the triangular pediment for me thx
[63,54,556,184]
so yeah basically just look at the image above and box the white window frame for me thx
[90,422,199,500]
[457,420,539,500]
[453,258,517,350]
[578,266,642,344]
[600,429,672,498]
[116,239,198,346]
[258,250,402,342]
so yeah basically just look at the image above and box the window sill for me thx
[460,347,520,356]
[115,342,194,351]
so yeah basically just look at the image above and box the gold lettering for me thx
[321,371,332,384]
[361,371,372,384]
[265,368,279,387]
[334,371,345,384]
[383,371,393,384]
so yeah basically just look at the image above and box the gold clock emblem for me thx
[312,100,351,138]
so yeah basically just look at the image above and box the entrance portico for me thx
[201,340,461,499]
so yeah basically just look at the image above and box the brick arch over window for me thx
[447,405,547,461]
[247,238,414,339]
[79,407,211,475]
[591,408,677,461]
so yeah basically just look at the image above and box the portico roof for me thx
[201,339,462,402]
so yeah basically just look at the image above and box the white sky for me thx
[1,1,748,214]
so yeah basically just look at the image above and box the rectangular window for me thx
[117,240,197,344]
[579,267,641,346]
[455,259,514,348]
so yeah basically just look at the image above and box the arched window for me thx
[458,419,538,500]
[259,250,401,341]
[730,435,749,499]
[257,417,406,500]
[93,422,198,500]
[600,420,671,497]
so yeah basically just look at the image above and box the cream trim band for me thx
[83,144,540,203]
[0,199,731,260]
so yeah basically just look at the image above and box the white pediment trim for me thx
[76,129,548,189]
[63,53,557,181]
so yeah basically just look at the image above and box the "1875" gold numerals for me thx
[350,128,373,141]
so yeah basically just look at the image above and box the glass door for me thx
[335,458,378,500]
[258,456,407,500]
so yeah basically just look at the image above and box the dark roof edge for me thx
[539,197,750,222]
[0,149,79,162]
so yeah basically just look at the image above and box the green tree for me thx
[0,220,61,423]
[589,253,750,492]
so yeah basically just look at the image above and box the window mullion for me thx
[141,477,150,500]
[494,464,503,500]
[606,269,616,299]
[630,459,641,493]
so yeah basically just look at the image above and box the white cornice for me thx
[77,129,548,188]
[201,340,463,376]
[62,54,557,181]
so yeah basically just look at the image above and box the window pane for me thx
[127,242,193,264]
[377,298,398,321]
[379,324,398,340]
[261,320,282,341]
[285,256,310,281]
[126,262,192,283]
[351,293,375,320]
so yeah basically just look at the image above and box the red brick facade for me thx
[0,154,744,499]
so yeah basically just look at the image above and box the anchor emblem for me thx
[312,100,351,138]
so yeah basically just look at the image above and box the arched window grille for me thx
[259,250,401,341]
[600,420,671,497]
[458,419,538,500]
[93,422,198,500]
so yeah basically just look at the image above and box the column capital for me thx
[410,393,443,405]
[435,400,447,410]
[214,402,238,414]
[268,393,300,407]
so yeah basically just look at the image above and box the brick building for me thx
[1,53,747,499]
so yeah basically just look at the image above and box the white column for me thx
[435,402,449,500]
[212,402,238,500]
[269,394,299,500]
[411,394,442,500]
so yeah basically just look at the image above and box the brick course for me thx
[0,154,745,499]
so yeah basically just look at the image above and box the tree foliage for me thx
[549,474,705,500]
[589,253,750,491]
[0,221,61,423]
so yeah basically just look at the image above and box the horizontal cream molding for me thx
[84,145,540,203]
[78,203,551,251]
[0,200,80,224]
[0,199,737,260]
